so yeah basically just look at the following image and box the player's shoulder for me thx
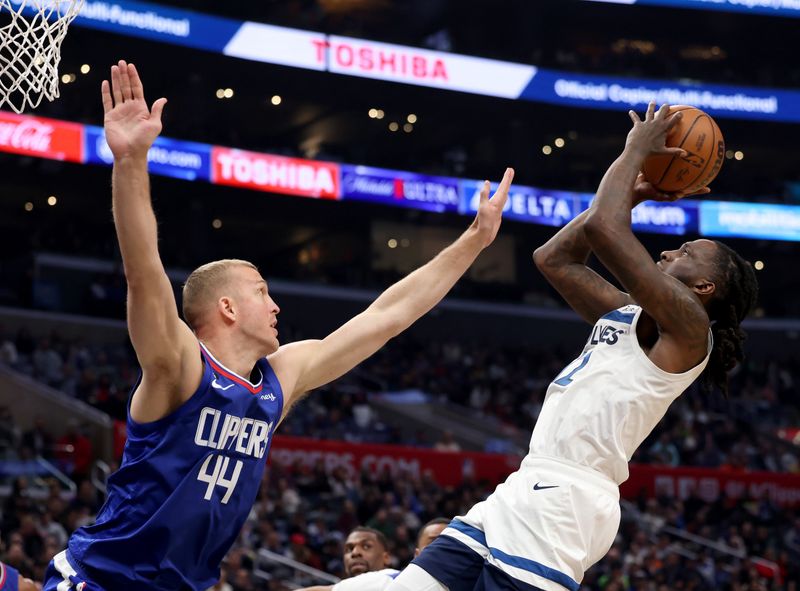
[332,569,401,591]
[0,562,20,591]
[596,304,641,323]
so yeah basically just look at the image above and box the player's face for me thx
[231,266,281,353]
[414,522,447,557]
[343,531,388,576]
[657,239,717,294]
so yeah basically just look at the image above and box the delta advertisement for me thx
[460,180,582,226]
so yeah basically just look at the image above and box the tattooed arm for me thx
[533,209,633,325]
[584,103,710,371]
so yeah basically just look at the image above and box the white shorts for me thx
[441,455,621,591]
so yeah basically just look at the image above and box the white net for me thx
[0,0,84,113]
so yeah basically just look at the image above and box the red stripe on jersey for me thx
[203,355,263,394]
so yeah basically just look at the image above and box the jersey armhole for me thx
[126,343,213,436]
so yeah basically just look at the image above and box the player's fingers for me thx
[150,97,168,122]
[492,167,514,209]
[656,103,670,120]
[101,80,113,113]
[479,180,490,205]
[658,147,687,157]
[628,110,641,125]
[118,59,133,101]
[683,187,712,198]
[645,101,656,121]
[666,111,682,131]
[110,65,123,105]
[128,63,145,101]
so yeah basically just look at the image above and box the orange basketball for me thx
[642,105,725,194]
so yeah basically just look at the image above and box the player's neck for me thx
[199,334,262,381]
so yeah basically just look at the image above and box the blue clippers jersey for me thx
[0,563,19,591]
[67,342,284,591]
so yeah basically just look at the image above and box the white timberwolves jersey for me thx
[529,304,711,485]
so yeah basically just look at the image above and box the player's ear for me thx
[383,550,391,566]
[693,278,715,297]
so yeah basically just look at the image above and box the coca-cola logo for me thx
[0,119,54,152]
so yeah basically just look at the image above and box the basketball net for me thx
[0,0,84,113]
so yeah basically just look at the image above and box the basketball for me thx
[642,106,725,194]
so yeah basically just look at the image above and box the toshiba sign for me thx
[325,35,535,97]
[0,112,83,162]
[211,148,340,199]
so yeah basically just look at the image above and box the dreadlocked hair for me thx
[700,241,759,397]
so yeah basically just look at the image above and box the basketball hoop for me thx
[0,0,85,113]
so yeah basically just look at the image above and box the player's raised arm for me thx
[583,103,710,365]
[269,168,514,415]
[103,61,201,421]
[533,207,633,324]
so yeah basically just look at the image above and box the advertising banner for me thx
[341,165,460,213]
[460,180,581,226]
[269,436,521,487]
[63,1,800,122]
[325,35,536,98]
[583,0,800,18]
[579,195,700,236]
[621,464,800,508]
[85,125,211,181]
[0,111,83,162]
[521,69,800,122]
[699,201,800,241]
[72,0,241,51]
[211,147,340,199]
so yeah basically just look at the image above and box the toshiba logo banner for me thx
[0,112,83,162]
[211,148,340,199]
[323,36,536,98]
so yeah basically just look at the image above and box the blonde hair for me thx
[182,259,259,330]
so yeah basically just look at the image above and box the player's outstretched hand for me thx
[625,102,686,160]
[469,167,514,249]
[101,60,167,160]
[633,172,711,205]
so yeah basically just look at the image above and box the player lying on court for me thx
[386,103,758,591]
[43,60,514,591]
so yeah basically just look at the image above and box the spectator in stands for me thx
[22,418,53,459]
[433,431,460,452]
[32,338,63,387]
[54,421,93,481]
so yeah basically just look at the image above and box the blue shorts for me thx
[412,532,547,591]
[43,551,95,591]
